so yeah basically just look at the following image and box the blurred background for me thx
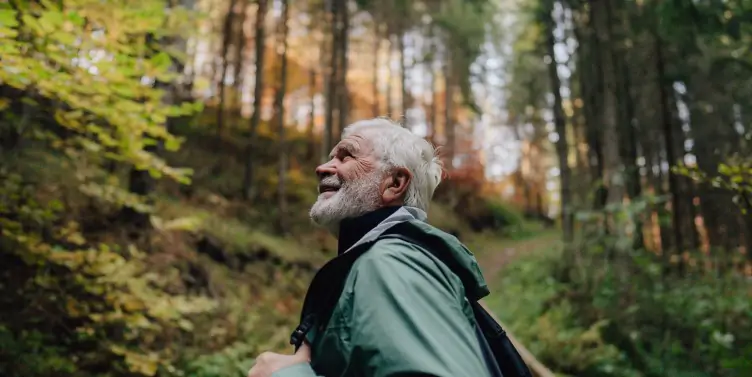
[1,0,750,376]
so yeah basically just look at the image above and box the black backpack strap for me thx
[290,240,378,350]
[471,302,532,377]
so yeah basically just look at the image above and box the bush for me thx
[0,172,217,377]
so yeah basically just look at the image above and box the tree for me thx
[242,0,270,200]
[275,0,291,233]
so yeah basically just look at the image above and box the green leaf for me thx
[0,9,19,28]
[164,137,181,152]
[149,51,172,71]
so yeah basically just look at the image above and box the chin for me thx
[309,214,341,236]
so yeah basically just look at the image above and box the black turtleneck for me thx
[337,206,401,255]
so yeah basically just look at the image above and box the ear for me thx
[381,167,411,205]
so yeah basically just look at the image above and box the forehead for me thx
[330,131,375,156]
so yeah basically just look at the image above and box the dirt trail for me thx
[476,231,561,285]
[474,231,562,377]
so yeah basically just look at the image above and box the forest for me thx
[0,0,750,376]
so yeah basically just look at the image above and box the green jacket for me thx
[274,206,492,377]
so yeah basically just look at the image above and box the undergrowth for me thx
[488,205,752,377]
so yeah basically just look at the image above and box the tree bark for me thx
[241,0,269,200]
[607,0,643,249]
[544,0,573,244]
[386,34,394,118]
[578,4,607,210]
[653,28,685,257]
[336,0,349,139]
[306,68,317,160]
[322,0,340,161]
[443,57,455,165]
[592,0,624,209]
[399,23,409,127]
[275,0,290,233]
[217,0,239,139]
[372,20,380,117]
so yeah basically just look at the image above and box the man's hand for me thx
[247,343,311,377]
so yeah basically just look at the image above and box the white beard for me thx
[309,171,383,234]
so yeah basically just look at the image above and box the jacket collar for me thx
[337,206,428,255]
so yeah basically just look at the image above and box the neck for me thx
[337,206,401,254]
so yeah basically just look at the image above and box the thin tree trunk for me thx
[372,20,380,117]
[545,0,573,244]
[241,0,269,200]
[654,28,684,257]
[232,0,248,117]
[336,0,349,138]
[322,0,339,161]
[217,0,239,140]
[386,34,394,118]
[428,29,437,143]
[399,25,409,127]
[275,0,290,233]
[306,68,316,160]
[443,57,455,164]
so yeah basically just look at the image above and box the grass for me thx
[482,234,636,377]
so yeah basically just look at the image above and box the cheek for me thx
[342,161,375,181]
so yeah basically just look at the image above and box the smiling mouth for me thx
[318,185,340,194]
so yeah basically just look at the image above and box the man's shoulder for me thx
[355,236,429,266]
[350,226,457,280]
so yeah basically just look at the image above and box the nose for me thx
[315,160,337,180]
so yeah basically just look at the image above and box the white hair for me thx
[342,117,444,212]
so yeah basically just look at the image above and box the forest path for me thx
[473,231,562,377]
[474,230,561,286]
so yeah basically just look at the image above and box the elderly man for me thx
[248,118,494,377]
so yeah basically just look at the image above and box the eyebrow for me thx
[329,142,357,159]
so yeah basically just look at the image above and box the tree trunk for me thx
[372,20,380,117]
[232,0,248,117]
[577,5,606,210]
[544,0,573,244]
[653,28,685,257]
[399,24,409,127]
[592,0,623,209]
[443,57,455,165]
[217,0,239,140]
[606,0,643,249]
[428,29,437,143]
[241,0,268,200]
[306,68,317,160]
[322,0,340,161]
[275,0,289,233]
[336,0,349,139]
[386,34,394,118]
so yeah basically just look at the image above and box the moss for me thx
[156,198,330,267]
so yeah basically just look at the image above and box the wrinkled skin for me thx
[309,130,411,233]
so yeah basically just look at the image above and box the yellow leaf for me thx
[160,216,203,232]
[124,350,160,376]
[66,231,86,246]
[121,295,146,312]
